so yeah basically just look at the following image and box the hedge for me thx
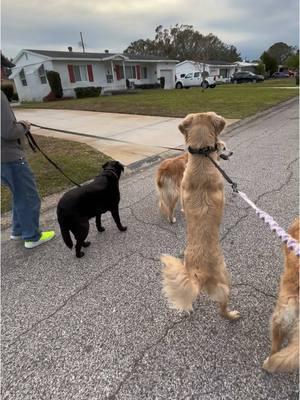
[46,70,63,98]
[1,84,14,101]
[74,86,102,98]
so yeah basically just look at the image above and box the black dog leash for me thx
[206,154,238,193]
[25,130,81,187]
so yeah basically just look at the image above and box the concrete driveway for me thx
[14,108,238,166]
[2,98,299,399]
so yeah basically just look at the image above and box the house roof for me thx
[176,59,237,67]
[21,49,178,63]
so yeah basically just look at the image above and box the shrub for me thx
[46,70,63,98]
[11,92,19,101]
[1,84,14,101]
[74,86,102,98]
[133,83,160,89]
[43,91,57,102]
[159,76,165,89]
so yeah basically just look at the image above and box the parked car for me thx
[271,71,290,79]
[230,71,264,84]
[175,72,216,89]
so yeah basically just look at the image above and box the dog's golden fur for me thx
[156,153,188,223]
[156,142,227,224]
[161,112,240,320]
[263,217,299,373]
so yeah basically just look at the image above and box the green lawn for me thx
[20,79,298,120]
[1,136,111,214]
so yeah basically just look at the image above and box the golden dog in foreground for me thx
[161,112,240,320]
[263,217,299,373]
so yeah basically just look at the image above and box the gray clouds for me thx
[2,0,299,60]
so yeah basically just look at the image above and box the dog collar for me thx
[105,169,119,179]
[188,144,218,156]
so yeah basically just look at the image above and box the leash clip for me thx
[231,182,238,193]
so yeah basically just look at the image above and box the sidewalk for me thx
[14,108,239,166]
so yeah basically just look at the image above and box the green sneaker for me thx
[24,231,55,249]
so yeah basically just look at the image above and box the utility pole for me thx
[80,32,85,53]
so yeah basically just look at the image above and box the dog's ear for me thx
[178,114,194,135]
[118,162,124,172]
[210,113,226,135]
[102,161,109,169]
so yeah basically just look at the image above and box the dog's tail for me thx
[156,175,180,223]
[57,212,73,249]
[60,225,73,249]
[161,254,200,312]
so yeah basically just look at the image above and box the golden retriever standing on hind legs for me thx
[161,112,240,320]
[263,217,299,373]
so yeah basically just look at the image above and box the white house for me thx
[176,60,237,82]
[10,49,178,102]
[234,61,259,73]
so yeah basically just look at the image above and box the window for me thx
[194,72,200,78]
[19,69,27,86]
[125,65,136,79]
[185,73,192,79]
[73,65,88,82]
[38,64,47,84]
[142,67,147,79]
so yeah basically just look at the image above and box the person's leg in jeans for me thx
[1,159,41,241]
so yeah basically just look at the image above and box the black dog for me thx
[57,161,127,258]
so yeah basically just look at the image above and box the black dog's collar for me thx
[188,144,218,156]
[104,169,119,179]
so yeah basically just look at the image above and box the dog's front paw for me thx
[226,310,241,320]
[76,251,85,258]
[119,226,127,232]
[262,357,270,371]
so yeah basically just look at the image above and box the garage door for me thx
[160,69,174,89]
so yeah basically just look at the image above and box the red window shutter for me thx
[136,65,141,80]
[115,65,120,80]
[67,65,75,83]
[87,64,94,82]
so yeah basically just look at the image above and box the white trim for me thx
[13,50,50,64]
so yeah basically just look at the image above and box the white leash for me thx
[237,191,300,257]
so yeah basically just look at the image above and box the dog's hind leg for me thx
[111,208,127,231]
[96,213,105,232]
[206,281,240,321]
[73,220,90,258]
[269,315,286,355]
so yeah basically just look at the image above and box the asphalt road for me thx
[2,98,299,399]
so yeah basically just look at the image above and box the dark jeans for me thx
[1,158,41,241]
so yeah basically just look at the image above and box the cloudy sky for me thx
[1,0,299,61]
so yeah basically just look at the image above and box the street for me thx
[1,99,299,399]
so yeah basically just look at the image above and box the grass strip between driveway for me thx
[1,135,111,214]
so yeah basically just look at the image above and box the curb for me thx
[1,97,298,230]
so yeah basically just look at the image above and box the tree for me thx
[267,42,295,65]
[260,51,278,76]
[285,51,299,69]
[124,24,241,62]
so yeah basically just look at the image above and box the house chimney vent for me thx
[68,46,73,52]
[105,49,109,54]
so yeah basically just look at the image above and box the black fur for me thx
[57,161,127,258]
